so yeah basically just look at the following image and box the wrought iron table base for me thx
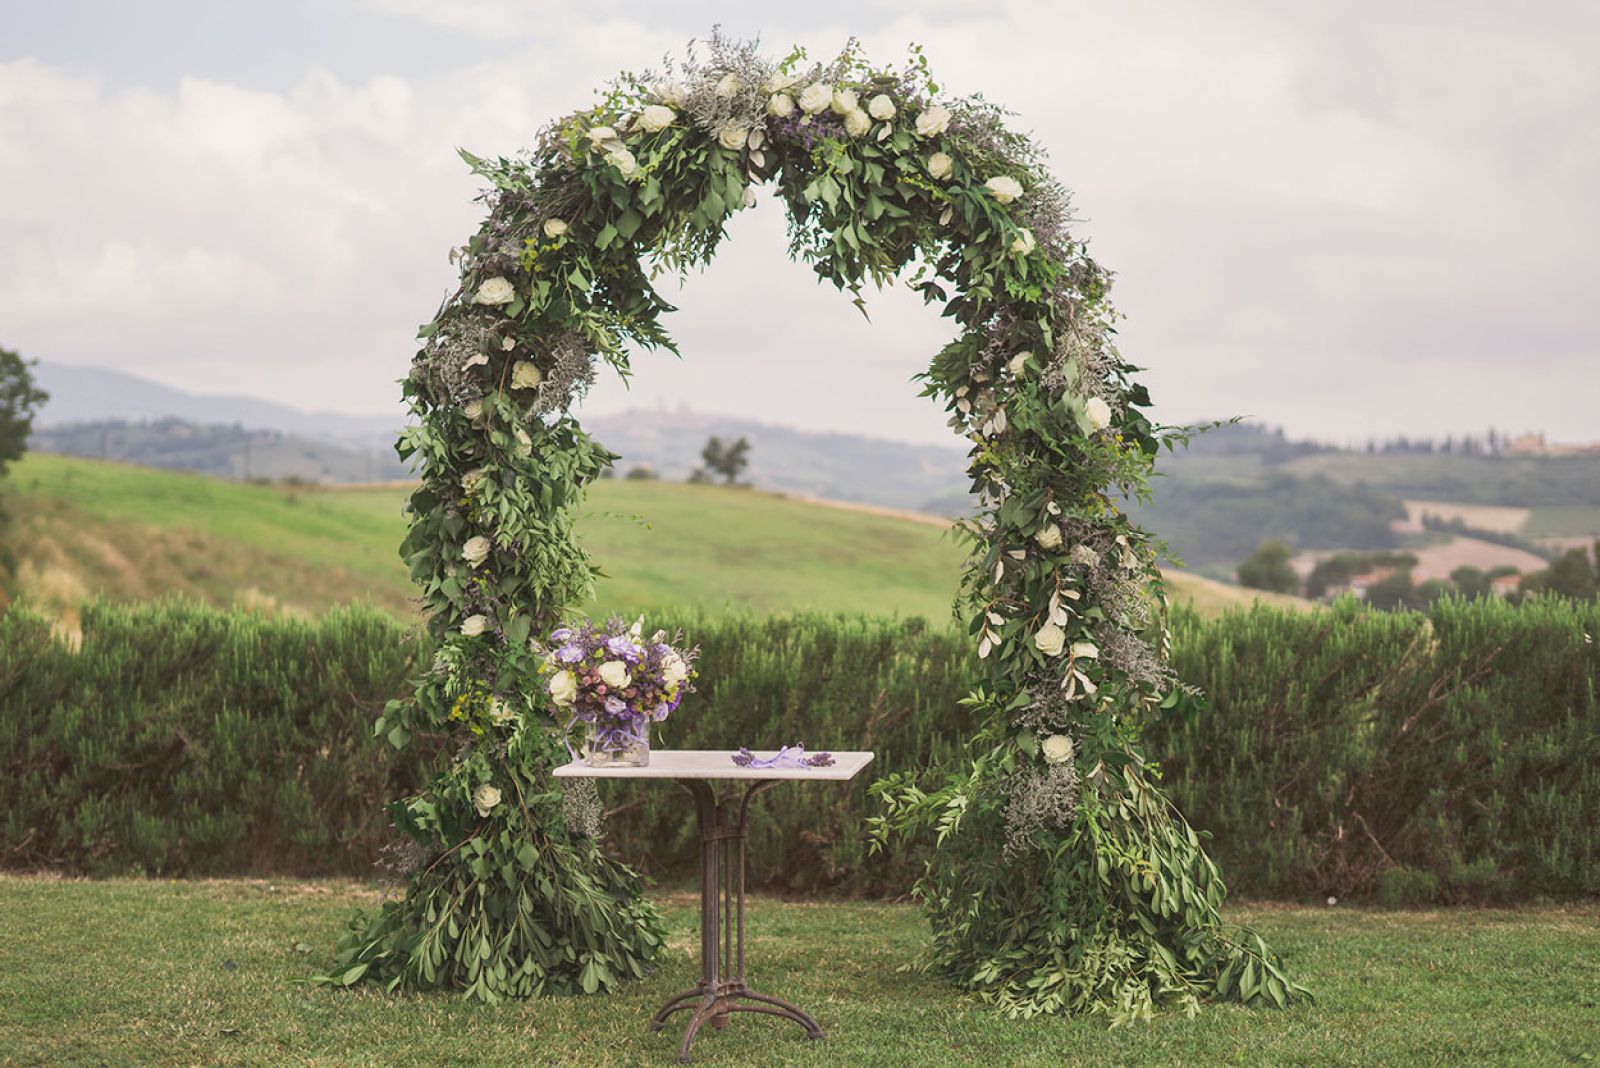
[653,779,826,1063]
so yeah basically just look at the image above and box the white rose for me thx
[462,467,487,495]
[472,783,502,817]
[543,218,568,239]
[1034,525,1063,551]
[598,660,631,689]
[605,146,638,178]
[511,361,542,390]
[1070,641,1100,660]
[655,81,687,107]
[462,535,491,568]
[461,614,489,637]
[830,87,859,115]
[1008,351,1031,377]
[715,72,740,97]
[463,398,485,424]
[548,669,578,707]
[767,92,795,118]
[488,697,515,725]
[799,83,833,114]
[1011,228,1036,256]
[914,105,951,137]
[472,277,515,305]
[1034,623,1067,657]
[927,151,953,180]
[717,122,749,151]
[985,175,1024,204]
[637,104,676,133]
[867,94,896,121]
[763,71,800,93]
[1085,396,1113,431]
[1071,544,1101,568]
[662,653,689,686]
[1041,734,1075,765]
[842,108,871,138]
[587,125,617,149]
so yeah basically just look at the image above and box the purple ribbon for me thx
[731,745,835,769]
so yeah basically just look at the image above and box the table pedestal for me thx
[650,779,825,1064]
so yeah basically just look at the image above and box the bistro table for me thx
[554,749,875,1064]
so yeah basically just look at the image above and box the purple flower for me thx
[605,634,640,658]
[604,696,627,715]
[556,643,585,663]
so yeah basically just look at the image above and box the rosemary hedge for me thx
[2,596,1595,902]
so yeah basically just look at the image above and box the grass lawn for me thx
[0,878,1595,1066]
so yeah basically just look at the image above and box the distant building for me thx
[1328,566,1400,599]
[1502,432,1600,457]
[1490,573,1523,598]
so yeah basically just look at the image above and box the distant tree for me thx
[623,465,658,480]
[1449,565,1490,600]
[1364,569,1418,611]
[694,435,751,485]
[0,346,48,481]
[1531,548,1598,601]
[1237,540,1301,595]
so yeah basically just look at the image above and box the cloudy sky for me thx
[3,0,1597,445]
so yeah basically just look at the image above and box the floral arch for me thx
[331,35,1304,1019]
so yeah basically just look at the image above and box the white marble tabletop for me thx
[552,749,874,782]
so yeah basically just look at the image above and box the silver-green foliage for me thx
[333,36,1303,1014]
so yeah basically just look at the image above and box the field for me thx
[2,454,1306,626]
[0,876,1594,1067]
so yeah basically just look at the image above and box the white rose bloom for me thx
[463,398,485,424]
[927,151,953,180]
[1009,351,1031,377]
[762,71,800,93]
[587,125,618,149]
[715,72,740,97]
[1041,734,1075,765]
[717,122,749,151]
[462,467,487,495]
[767,92,795,118]
[548,669,578,707]
[799,83,833,114]
[1035,525,1063,551]
[543,218,568,239]
[867,93,896,120]
[510,361,542,390]
[462,535,491,568]
[472,277,515,305]
[1071,544,1101,568]
[842,108,871,138]
[1011,228,1037,256]
[656,81,687,107]
[637,104,676,133]
[605,146,638,178]
[915,105,951,137]
[1070,641,1100,660]
[662,653,689,686]
[1034,623,1067,657]
[598,660,631,689]
[1085,396,1113,431]
[461,614,489,637]
[985,175,1025,204]
[830,87,859,115]
[472,783,502,817]
[488,697,515,725]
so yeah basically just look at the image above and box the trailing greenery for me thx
[6,595,1592,906]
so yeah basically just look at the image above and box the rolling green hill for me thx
[2,454,1306,630]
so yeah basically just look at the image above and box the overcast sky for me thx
[3,0,1597,445]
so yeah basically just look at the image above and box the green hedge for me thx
[2,596,1595,901]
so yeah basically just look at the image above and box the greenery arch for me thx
[331,35,1306,1019]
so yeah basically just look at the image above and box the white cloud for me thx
[2,2,1597,445]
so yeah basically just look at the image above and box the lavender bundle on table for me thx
[542,616,698,767]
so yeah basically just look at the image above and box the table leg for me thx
[652,779,826,1064]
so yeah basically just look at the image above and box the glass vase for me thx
[582,716,650,768]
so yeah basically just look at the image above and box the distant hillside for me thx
[586,409,970,513]
[31,419,412,482]
[1,455,1303,632]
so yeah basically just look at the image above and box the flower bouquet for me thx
[542,617,698,767]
